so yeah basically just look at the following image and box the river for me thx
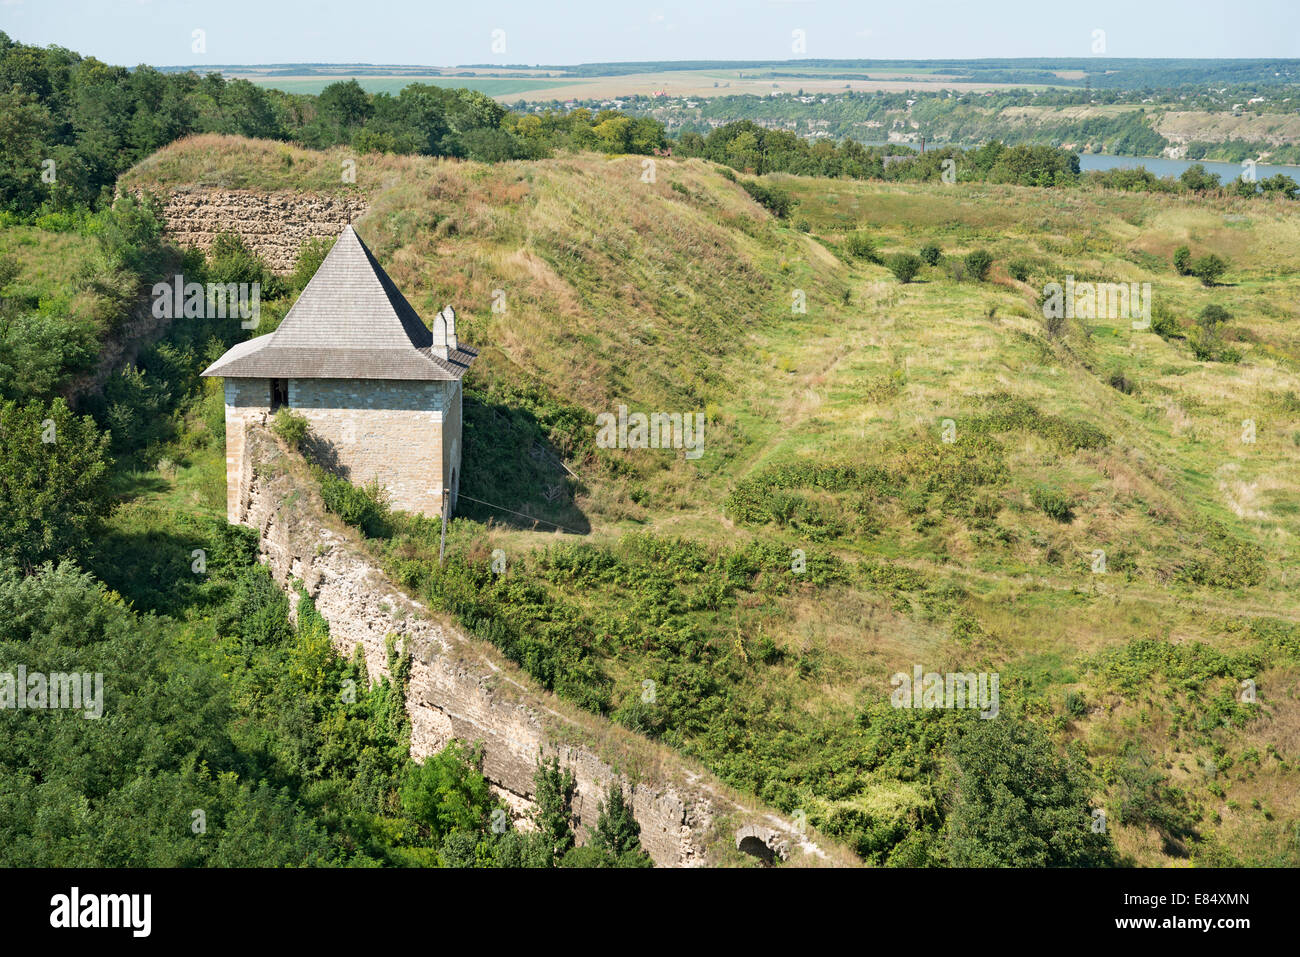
[1076,153,1300,183]
[861,139,1300,182]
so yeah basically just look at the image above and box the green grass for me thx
[121,138,1300,866]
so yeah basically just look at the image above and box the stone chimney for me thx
[444,305,458,351]
[431,308,449,359]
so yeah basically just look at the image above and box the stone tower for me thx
[202,224,477,524]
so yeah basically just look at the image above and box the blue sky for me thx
[1,0,1294,65]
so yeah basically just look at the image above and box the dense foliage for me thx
[0,32,666,215]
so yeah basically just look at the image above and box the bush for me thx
[290,237,335,292]
[271,408,310,449]
[1107,369,1136,395]
[1030,485,1074,522]
[1007,259,1031,283]
[1064,690,1088,718]
[1151,308,1181,340]
[918,242,942,266]
[1197,304,1231,328]
[886,253,923,283]
[1190,253,1228,286]
[1172,245,1192,275]
[316,471,392,537]
[740,179,792,218]
[964,249,994,281]
[1189,326,1241,363]
[844,231,881,262]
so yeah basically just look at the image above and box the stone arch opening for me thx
[735,825,788,865]
[737,834,776,864]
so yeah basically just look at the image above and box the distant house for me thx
[202,225,477,523]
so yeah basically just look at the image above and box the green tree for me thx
[1259,173,1299,200]
[400,741,496,845]
[531,756,577,864]
[1172,245,1192,275]
[944,717,1114,867]
[0,398,111,569]
[0,87,53,212]
[589,781,654,867]
[216,79,281,139]
[1179,163,1220,193]
[1190,253,1228,286]
[290,237,335,292]
[315,79,373,143]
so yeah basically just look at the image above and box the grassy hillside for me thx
[125,137,1300,866]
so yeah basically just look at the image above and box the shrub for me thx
[316,470,392,537]
[1007,259,1031,282]
[1190,253,1228,287]
[1107,370,1136,394]
[964,249,993,281]
[290,237,335,292]
[271,408,310,449]
[918,242,942,266]
[1064,690,1088,718]
[843,231,881,262]
[886,252,923,283]
[1172,245,1192,275]
[1189,326,1241,363]
[1030,485,1074,522]
[740,179,792,218]
[1151,309,1181,340]
[1197,304,1231,328]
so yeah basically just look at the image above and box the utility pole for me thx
[439,488,449,565]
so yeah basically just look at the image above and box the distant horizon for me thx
[142,56,1300,70]
[3,0,1296,65]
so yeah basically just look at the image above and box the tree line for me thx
[0,31,665,215]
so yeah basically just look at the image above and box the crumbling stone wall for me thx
[145,187,368,273]
[239,426,831,867]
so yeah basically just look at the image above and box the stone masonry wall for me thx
[239,426,832,867]
[224,377,458,522]
[223,378,270,523]
[147,187,368,273]
[289,377,453,519]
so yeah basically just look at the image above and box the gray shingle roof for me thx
[201,225,477,381]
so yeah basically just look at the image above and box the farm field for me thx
[216,64,1059,100]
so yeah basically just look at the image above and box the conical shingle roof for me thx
[202,225,476,381]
